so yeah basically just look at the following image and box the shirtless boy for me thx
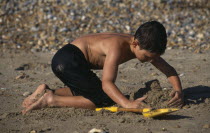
[22,21,184,114]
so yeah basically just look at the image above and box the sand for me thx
[0,48,210,133]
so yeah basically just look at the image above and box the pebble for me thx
[161,128,167,131]
[39,127,51,132]
[179,73,184,77]
[15,73,29,79]
[15,75,25,79]
[0,88,9,90]
[163,88,167,90]
[0,1,209,52]
[183,105,190,109]
[175,125,181,128]
[196,33,204,39]
[29,130,36,133]
[23,91,32,97]
[118,118,126,123]
[15,64,30,71]
[204,98,209,104]
[88,128,107,133]
[203,124,210,129]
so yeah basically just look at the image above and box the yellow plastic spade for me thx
[96,107,179,118]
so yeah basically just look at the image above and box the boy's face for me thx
[134,45,160,63]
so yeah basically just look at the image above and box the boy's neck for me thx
[128,36,137,59]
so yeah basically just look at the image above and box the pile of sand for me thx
[133,79,172,108]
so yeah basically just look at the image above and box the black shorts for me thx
[51,44,114,107]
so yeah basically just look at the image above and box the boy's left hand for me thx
[168,90,184,108]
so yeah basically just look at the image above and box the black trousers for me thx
[51,44,114,107]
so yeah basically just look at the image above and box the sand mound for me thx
[134,79,172,108]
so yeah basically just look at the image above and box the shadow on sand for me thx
[154,114,193,120]
[183,85,210,104]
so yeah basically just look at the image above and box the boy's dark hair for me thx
[134,21,167,55]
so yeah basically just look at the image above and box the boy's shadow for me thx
[183,85,210,105]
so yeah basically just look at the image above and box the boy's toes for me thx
[22,101,29,108]
[22,109,27,115]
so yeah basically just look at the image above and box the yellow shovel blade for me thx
[143,108,179,118]
[96,107,179,118]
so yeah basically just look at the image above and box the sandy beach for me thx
[0,0,210,133]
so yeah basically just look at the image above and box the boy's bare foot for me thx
[22,90,54,114]
[22,84,49,108]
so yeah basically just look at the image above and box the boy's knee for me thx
[51,62,66,74]
[56,64,65,73]
[55,64,65,73]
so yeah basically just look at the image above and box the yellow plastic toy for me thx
[96,107,179,118]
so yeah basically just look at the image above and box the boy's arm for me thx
[151,57,184,107]
[102,45,147,108]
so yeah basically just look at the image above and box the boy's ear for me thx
[132,40,139,48]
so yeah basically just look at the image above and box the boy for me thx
[22,21,184,114]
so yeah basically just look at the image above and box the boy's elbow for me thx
[166,66,178,77]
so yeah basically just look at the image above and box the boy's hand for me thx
[124,96,150,109]
[168,90,184,108]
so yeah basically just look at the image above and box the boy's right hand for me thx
[123,95,149,109]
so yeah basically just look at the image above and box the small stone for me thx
[125,25,130,31]
[203,124,210,129]
[88,128,106,133]
[30,130,36,133]
[40,127,51,132]
[151,72,159,76]
[15,73,29,79]
[163,88,167,90]
[196,33,204,39]
[167,47,173,50]
[2,35,10,40]
[204,98,209,104]
[59,27,69,32]
[183,105,190,109]
[177,37,183,42]
[118,118,126,123]
[189,30,195,36]
[162,128,167,131]
[15,75,25,79]
[23,91,32,97]
[175,125,181,128]
[179,73,184,77]
[0,88,9,90]
[31,26,39,31]
[15,64,30,71]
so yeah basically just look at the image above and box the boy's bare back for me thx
[71,33,135,69]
